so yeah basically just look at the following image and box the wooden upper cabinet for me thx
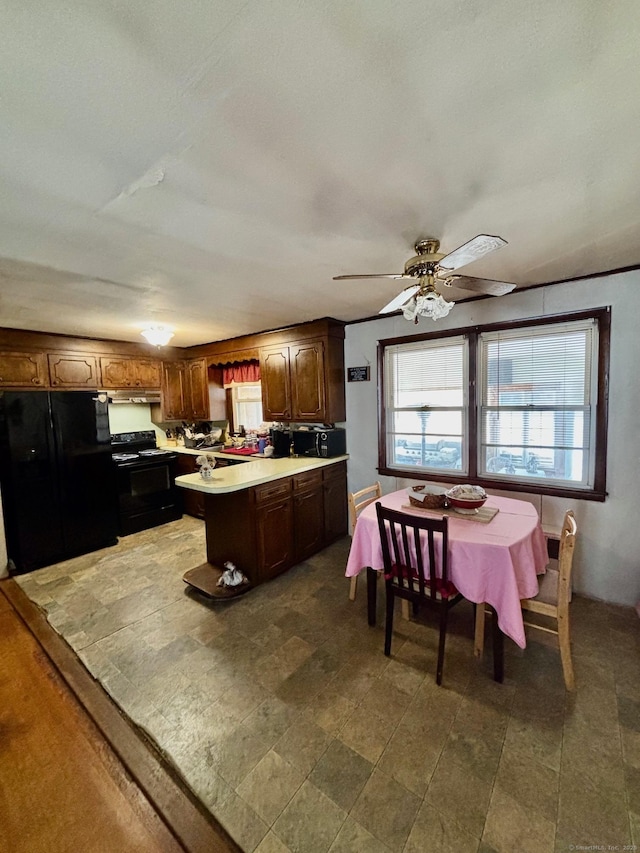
[48,353,99,388]
[260,335,345,424]
[161,358,209,421]
[260,346,292,421]
[161,361,186,420]
[99,357,161,389]
[0,351,48,387]
[135,359,161,388]
[185,358,209,420]
[290,340,325,421]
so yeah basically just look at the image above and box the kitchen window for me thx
[379,308,610,500]
[222,361,263,432]
[383,336,468,476]
[231,383,263,432]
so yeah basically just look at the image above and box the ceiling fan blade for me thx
[439,234,507,272]
[379,284,420,314]
[333,273,411,280]
[446,276,516,296]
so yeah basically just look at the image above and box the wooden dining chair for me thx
[474,509,578,690]
[348,482,382,601]
[376,503,464,686]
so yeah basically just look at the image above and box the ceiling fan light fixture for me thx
[334,233,513,318]
[141,325,174,347]
[402,291,454,324]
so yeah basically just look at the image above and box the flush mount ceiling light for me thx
[141,325,174,347]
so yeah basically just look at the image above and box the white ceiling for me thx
[1,1,639,347]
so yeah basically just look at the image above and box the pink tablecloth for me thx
[345,492,549,648]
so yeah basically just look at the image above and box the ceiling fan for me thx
[334,234,516,323]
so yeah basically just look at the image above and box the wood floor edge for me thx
[0,578,241,853]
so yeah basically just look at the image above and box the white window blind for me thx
[232,383,263,432]
[384,337,468,473]
[478,319,597,486]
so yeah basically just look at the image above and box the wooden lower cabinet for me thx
[175,454,237,518]
[175,455,205,518]
[202,462,347,586]
[293,470,324,562]
[256,493,295,581]
[323,461,348,544]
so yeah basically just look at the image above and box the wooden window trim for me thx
[377,307,610,502]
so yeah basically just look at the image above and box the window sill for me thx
[378,466,606,502]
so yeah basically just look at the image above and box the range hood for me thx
[103,389,162,404]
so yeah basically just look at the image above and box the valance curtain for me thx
[222,361,261,389]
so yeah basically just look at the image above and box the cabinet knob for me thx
[31,377,40,384]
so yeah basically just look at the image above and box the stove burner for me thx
[138,448,170,457]
[112,452,139,462]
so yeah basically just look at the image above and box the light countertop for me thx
[175,454,348,494]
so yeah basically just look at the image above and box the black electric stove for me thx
[111,431,176,464]
[111,431,181,534]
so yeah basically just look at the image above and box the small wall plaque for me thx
[347,366,370,382]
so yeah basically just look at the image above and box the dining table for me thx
[345,490,549,681]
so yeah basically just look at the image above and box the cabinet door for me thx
[323,463,348,544]
[161,361,186,420]
[99,357,161,389]
[100,357,133,387]
[133,359,161,388]
[185,359,210,420]
[290,339,325,421]
[175,454,203,518]
[48,354,99,388]
[294,486,324,561]
[260,346,291,421]
[256,496,294,581]
[0,351,48,387]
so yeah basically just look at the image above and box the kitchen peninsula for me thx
[175,454,348,597]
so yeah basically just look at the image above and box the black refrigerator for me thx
[0,391,118,574]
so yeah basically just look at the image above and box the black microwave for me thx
[292,428,346,458]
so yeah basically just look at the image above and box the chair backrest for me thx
[348,481,382,533]
[556,509,577,609]
[375,503,449,601]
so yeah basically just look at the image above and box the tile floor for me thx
[16,517,640,853]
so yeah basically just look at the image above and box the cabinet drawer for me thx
[253,478,292,504]
[293,469,323,492]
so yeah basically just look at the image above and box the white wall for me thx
[344,270,640,607]
[108,403,165,445]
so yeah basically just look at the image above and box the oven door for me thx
[116,458,180,533]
